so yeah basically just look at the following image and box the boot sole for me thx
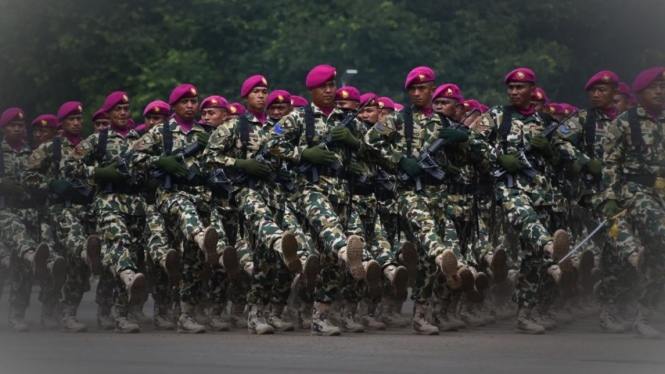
[515,328,545,335]
[203,227,219,265]
[412,329,439,335]
[552,230,571,271]
[62,325,88,333]
[346,235,366,281]
[281,233,302,273]
[86,235,103,276]
[439,250,461,289]
[127,273,147,306]
[33,243,50,281]
[491,248,509,283]
[115,327,140,333]
[51,256,67,291]
[365,260,382,299]
[303,254,320,294]
[248,327,275,335]
[221,246,240,282]
[177,329,206,334]
[311,329,341,336]
[400,241,418,277]
[393,266,409,301]
[163,249,181,287]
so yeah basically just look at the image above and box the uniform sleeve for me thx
[351,119,367,157]
[203,120,239,171]
[551,114,590,166]
[266,112,306,163]
[21,142,53,192]
[469,111,499,164]
[364,112,404,173]
[64,134,99,187]
[601,117,628,201]
[128,125,164,175]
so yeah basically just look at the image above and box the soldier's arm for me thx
[351,119,368,157]
[266,112,305,163]
[128,125,164,175]
[64,134,100,187]
[202,120,238,171]
[21,142,53,192]
[601,116,628,201]
[551,114,590,166]
[469,111,499,164]
[364,112,403,174]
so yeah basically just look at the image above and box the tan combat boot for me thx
[515,307,546,335]
[298,301,314,329]
[24,243,49,280]
[129,302,152,324]
[272,232,301,273]
[115,305,140,333]
[230,301,248,328]
[194,302,209,325]
[459,298,486,327]
[531,307,556,331]
[85,235,103,275]
[160,249,181,287]
[547,230,572,271]
[118,270,146,306]
[194,227,219,265]
[40,302,59,329]
[219,245,240,281]
[412,302,439,335]
[364,259,382,298]
[178,302,206,334]
[398,241,418,277]
[206,303,230,331]
[247,303,274,335]
[380,297,409,328]
[448,293,467,329]
[360,301,386,330]
[302,254,319,294]
[633,305,662,339]
[49,256,67,293]
[599,304,625,334]
[339,235,366,281]
[432,299,458,332]
[340,301,365,333]
[384,265,408,301]
[153,303,176,330]
[62,305,87,332]
[97,304,115,330]
[311,302,342,336]
[436,249,461,289]
[9,305,30,332]
[267,303,295,331]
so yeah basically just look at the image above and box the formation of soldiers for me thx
[1,64,664,339]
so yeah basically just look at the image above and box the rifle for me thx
[399,137,463,191]
[150,142,201,190]
[226,148,296,192]
[105,151,137,194]
[375,167,395,193]
[491,150,538,187]
[208,168,235,197]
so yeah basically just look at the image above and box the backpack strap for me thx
[162,122,173,156]
[52,137,62,173]
[627,107,645,163]
[304,104,315,147]
[239,114,250,159]
[584,108,597,158]
[96,129,109,163]
[498,106,514,153]
[403,107,413,156]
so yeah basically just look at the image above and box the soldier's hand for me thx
[602,199,619,218]
[497,154,523,174]
[349,162,364,175]
[278,168,292,181]
[196,132,211,149]
[235,159,272,179]
[446,163,462,175]
[301,145,337,166]
[94,162,125,182]
[529,135,554,158]
[330,127,361,150]
[399,157,421,178]
[0,177,26,195]
[585,159,603,177]
[48,180,74,198]
[564,160,583,178]
[157,157,189,178]
[439,128,468,144]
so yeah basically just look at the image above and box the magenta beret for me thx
[394,103,404,111]
[57,101,83,121]
[632,67,665,92]
[135,124,147,132]
[377,97,395,110]
[91,109,108,122]
[241,75,268,98]
[531,87,549,104]
[143,100,171,116]
[169,84,198,105]
[480,104,489,114]
[548,103,564,115]
[433,83,462,102]
[584,70,619,91]
[102,91,130,113]
[504,68,536,84]
[360,93,378,107]
[0,108,25,127]
[617,82,631,96]
[31,114,58,129]
[463,100,482,113]
[405,67,435,89]
[559,103,576,116]
[267,90,291,108]
[200,96,228,111]
[306,64,336,89]
[228,102,246,115]
[291,96,308,108]
[335,86,360,102]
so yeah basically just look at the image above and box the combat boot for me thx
[531,307,556,331]
[153,303,176,330]
[272,232,301,273]
[23,243,49,280]
[298,301,313,329]
[599,304,625,333]
[85,235,103,275]
[341,301,365,333]
[338,235,366,281]
[515,307,546,335]
[483,248,508,283]
[302,254,319,294]
[97,304,115,330]
[547,264,576,295]
[194,303,209,325]
[311,302,341,336]
[160,249,181,287]
[614,304,633,330]
[206,303,230,331]
[633,305,661,339]
[477,303,497,325]
[364,259,382,298]
[473,270,489,303]
[62,305,87,332]
[178,303,206,334]
[436,249,461,289]
[380,297,409,328]
[412,303,439,335]
[118,270,146,306]
[115,305,140,333]
[40,302,60,329]
[247,303,274,335]
[129,302,152,324]
[48,256,67,293]
[9,306,30,332]
[230,301,247,328]
[194,227,219,265]
[219,245,240,281]
[432,299,458,332]
[449,293,467,329]
[546,230,572,271]
[398,241,418,278]
[384,265,408,301]
[267,303,295,331]
[360,301,386,330]
[459,299,486,327]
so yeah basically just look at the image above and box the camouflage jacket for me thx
[128,118,211,211]
[602,105,665,202]
[266,103,367,204]
[1,140,33,209]
[65,127,145,216]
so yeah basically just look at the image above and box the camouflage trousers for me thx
[446,193,492,267]
[144,203,173,305]
[535,205,567,307]
[0,243,9,301]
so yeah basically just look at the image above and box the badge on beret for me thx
[41,120,47,126]
[603,75,610,83]
[333,70,337,77]
[464,102,469,109]
[341,90,349,99]
[290,99,294,106]
[18,113,23,120]
[536,92,543,99]
[549,106,555,113]
[446,88,453,96]
[190,88,197,95]
[211,99,218,106]
[261,77,268,85]
[368,99,375,106]
[154,107,161,113]
[564,109,570,115]
[517,72,525,80]
[229,106,237,114]
[277,95,284,102]
[122,95,129,102]
[418,74,425,82]
[379,102,385,109]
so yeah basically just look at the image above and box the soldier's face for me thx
[336,100,359,111]
[380,108,394,117]
[174,97,199,122]
[2,121,25,143]
[507,83,534,109]
[464,111,481,126]
[638,80,665,109]
[613,94,629,114]
[62,114,83,136]
[94,120,109,133]
[267,104,291,121]
[432,97,458,117]
[246,87,268,112]
[32,127,57,146]
[109,104,131,128]
[358,106,380,124]
[408,83,434,108]
[200,108,227,127]
[145,114,167,130]
[533,101,546,113]
[588,84,617,109]
[310,81,337,108]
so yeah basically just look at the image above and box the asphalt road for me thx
[0,284,664,374]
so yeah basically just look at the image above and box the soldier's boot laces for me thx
[384,265,408,301]
[340,301,365,333]
[119,270,146,306]
[195,227,219,265]
[267,303,295,331]
[230,301,248,328]
[9,306,29,332]
[160,249,181,287]
[129,302,152,324]
[633,306,661,339]
[515,307,546,335]
[311,302,341,336]
[115,306,140,333]
[273,232,301,273]
[178,303,206,334]
[364,259,382,299]
[220,245,240,281]
[247,303,274,335]
[85,235,103,275]
[153,303,176,330]
[412,303,439,335]
[436,249,461,290]
[206,304,230,331]
[432,300,459,332]
[97,304,115,330]
[380,297,409,328]
[398,241,418,278]
[62,305,87,333]
[40,303,60,330]
[341,235,366,281]
[599,304,625,334]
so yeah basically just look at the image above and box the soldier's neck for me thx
[5,138,23,152]
[513,104,535,117]
[110,123,131,138]
[416,105,432,117]
[174,115,194,133]
[248,108,266,125]
[63,131,82,147]
[313,102,333,117]
[642,104,664,121]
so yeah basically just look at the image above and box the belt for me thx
[625,174,665,191]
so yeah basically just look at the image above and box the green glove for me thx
[278,168,292,181]
[497,154,525,174]
[586,159,603,177]
[301,145,337,166]
[399,157,421,178]
[197,132,211,149]
[235,159,272,179]
[0,177,26,195]
[565,161,583,178]
[349,162,365,175]
[446,163,462,175]
[330,127,360,150]
[94,162,124,182]
[603,200,619,218]
[157,156,189,178]
[439,128,469,143]
[529,135,554,158]
[48,180,74,198]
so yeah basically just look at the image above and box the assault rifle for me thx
[106,151,137,194]
[151,142,200,190]
[399,138,462,191]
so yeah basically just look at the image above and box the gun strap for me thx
[97,129,109,163]
[584,108,597,158]
[305,104,315,147]
[627,106,645,163]
[162,122,173,156]
[239,114,250,159]
[52,137,62,173]
[403,107,413,156]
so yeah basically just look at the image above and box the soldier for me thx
[227,102,246,120]
[0,107,51,332]
[601,66,665,339]
[200,96,228,128]
[267,90,293,121]
[549,103,566,123]
[531,87,550,114]
[469,68,572,334]
[614,82,632,114]
[92,109,110,134]
[65,92,148,333]
[128,84,231,334]
[463,100,483,127]
[335,86,361,110]
[377,97,395,117]
[291,96,308,109]
[266,64,369,336]
[31,115,59,147]
[142,100,170,132]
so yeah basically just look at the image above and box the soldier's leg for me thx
[229,237,252,329]
[0,243,9,302]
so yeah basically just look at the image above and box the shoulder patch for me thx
[559,124,570,134]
